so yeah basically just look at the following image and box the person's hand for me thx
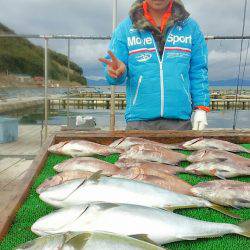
[192,110,208,131]
[99,50,126,78]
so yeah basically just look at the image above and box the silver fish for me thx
[39,172,237,217]
[53,157,120,174]
[110,137,180,151]
[191,180,250,208]
[185,160,250,179]
[187,149,250,166]
[115,158,186,174]
[48,140,122,157]
[16,232,165,250]
[119,144,187,165]
[182,138,249,153]
[31,203,250,244]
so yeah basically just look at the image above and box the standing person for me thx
[99,0,210,131]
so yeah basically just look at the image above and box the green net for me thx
[0,145,249,250]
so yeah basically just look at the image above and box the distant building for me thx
[14,74,32,83]
[33,76,44,82]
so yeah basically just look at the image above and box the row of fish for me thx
[17,137,250,249]
[38,149,250,196]
[110,136,249,153]
[48,139,250,179]
[37,157,250,209]
[48,137,249,158]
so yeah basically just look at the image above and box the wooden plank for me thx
[0,125,59,156]
[0,158,23,174]
[54,130,250,145]
[0,135,55,240]
[0,160,33,190]
[0,170,29,214]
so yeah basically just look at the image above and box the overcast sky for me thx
[1,0,250,81]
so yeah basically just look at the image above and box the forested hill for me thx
[0,23,87,85]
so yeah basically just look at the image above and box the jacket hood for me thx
[130,0,190,32]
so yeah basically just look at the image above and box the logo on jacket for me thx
[167,34,192,45]
[129,28,137,33]
[128,36,153,47]
[136,53,152,63]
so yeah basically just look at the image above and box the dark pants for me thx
[126,118,192,131]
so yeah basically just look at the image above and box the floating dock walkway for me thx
[1,93,250,113]
[49,96,250,110]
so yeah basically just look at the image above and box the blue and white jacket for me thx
[104,2,209,122]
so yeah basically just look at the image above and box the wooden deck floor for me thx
[0,125,59,157]
[0,125,59,238]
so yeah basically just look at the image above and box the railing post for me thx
[110,0,117,131]
[67,38,71,127]
[44,37,49,140]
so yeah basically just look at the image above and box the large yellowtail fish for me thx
[16,231,165,250]
[32,203,250,244]
[39,172,238,218]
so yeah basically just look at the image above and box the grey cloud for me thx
[0,0,249,80]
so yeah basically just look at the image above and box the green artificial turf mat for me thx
[0,146,249,250]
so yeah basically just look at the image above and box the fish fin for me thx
[130,234,159,245]
[110,138,124,148]
[208,146,219,150]
[70,149,85,157]
[61,179,88,201]
[210,204,241,219]
[214,173,227,180]
[211,158,228,162]
[231,205,241,210]
[163,207,175,212]
[212,169,228,180]
[162,205,199,211]
[88,170,103,182]
[238,220,250,237]
[214,158,228,163]
[177,236,198,241]
[65,232,92,246]
[163,204,240,219]
[98,203,120,211]
[235,198,250,207]
[189,138,203,146]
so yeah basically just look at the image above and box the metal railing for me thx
[0,33,250,139]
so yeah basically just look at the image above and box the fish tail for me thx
[238,220,250,237]
[210,204,241,219]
